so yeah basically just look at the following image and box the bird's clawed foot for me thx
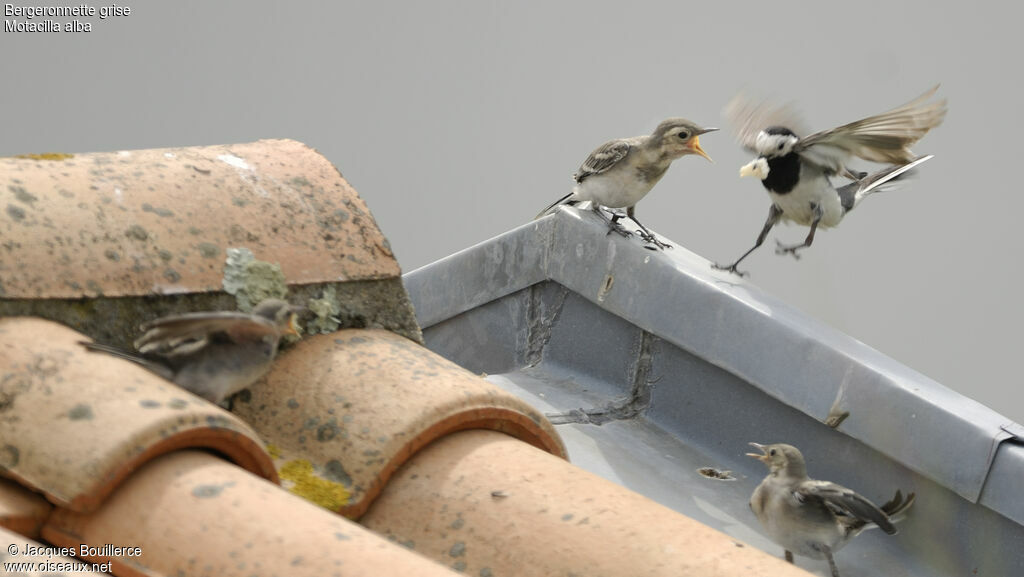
[639,231,671,250]
[774,239,806,260]
[711,262,749,278]
[599,210,633,239]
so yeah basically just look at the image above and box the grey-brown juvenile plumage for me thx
[537,118,717,249]
[81,298,301,404]
[747,442,914,577]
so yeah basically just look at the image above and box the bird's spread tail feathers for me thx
[839,155,934,212]
[535,192,578,220]
[879,490,916,522]
[848,490,916,536]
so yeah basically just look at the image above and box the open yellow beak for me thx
[690,136,713,163]
[745,442,769,463]
[687,127,717,162]
[284,313,301,337]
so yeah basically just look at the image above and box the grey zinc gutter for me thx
[407,218,554,329]
[980,423,1024,524]
[403,208,1023,524]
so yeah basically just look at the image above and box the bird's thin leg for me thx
[609,211,626,229]
[626,206,671,250]
[591,205,632,238]
[775,203,822,259]
[842,167,868,181]
[712,204,782,277]
[823,546,840,577]
[784,550,794,564]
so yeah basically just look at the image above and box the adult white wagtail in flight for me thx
[713,87,946,275]
[747,443,915,577]
[537,119,717,249]
[81,298,302,405]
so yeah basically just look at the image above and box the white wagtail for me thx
[713,87,946,275]
[747,443,915,577]
[537,119,717,249]
[81,299,301,404]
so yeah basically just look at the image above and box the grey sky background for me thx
[2,1,1021,422]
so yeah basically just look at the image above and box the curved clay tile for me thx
[0,139,396,299]
[2,527,109,576]
[0,478,51,538]
[361,430,813,577]
[0,139,422,349]
[44,450,458,577]
[232,329,567,518]
[0,317,277,514]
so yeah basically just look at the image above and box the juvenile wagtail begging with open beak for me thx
[537,118,717,250]
[748,442,915,577]
[713,86,946,276]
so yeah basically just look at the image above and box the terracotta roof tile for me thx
[2,527,109,575]
[362,429,815,577]
[0,139,396,300]
[0,139,421,348]
[234,328,567,519]
[0,316,276,513]
[44,450,458,577]
[0,478,51,538]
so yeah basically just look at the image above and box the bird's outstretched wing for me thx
[724,92,806,154]
[796,480,897,535]
[573,139,632,183]
[135,311,280,355]
[796,85,946,173]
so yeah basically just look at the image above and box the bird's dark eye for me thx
[777,143,784,150]
[678,131,690,140]
[769,449,777,456]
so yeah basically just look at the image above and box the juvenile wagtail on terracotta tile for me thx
[713,86,946,276]
[81,298,302,405]
[537,118,717,250]
[747,443,915,577]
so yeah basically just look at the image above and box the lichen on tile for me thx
[222,247,288,311]
[13,153,74,161]
[278,458,351,511]
[265,443,283,460]
[305,285,341,334]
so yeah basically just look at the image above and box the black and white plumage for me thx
[537,118,717,249]
[747,443,915,577]
[713,86,946,276]
[81,298,301,404]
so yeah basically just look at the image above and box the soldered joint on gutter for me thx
[524,283,569,367]
[546,331,658,426]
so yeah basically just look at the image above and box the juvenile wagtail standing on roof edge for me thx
[713,86,946,276]
[537,119,717,250]
[747,442,915,577]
